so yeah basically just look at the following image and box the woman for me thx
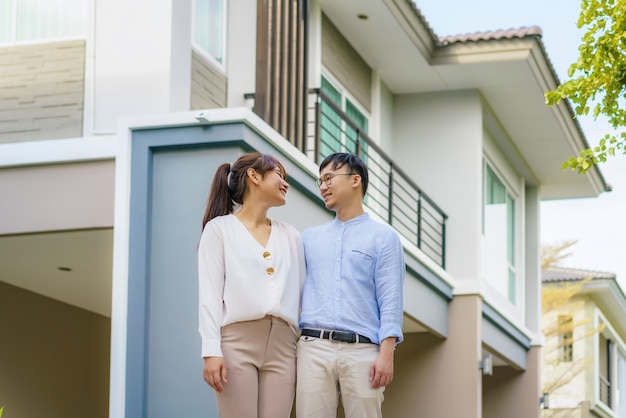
[198,151,305,418]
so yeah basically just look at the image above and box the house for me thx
[0,0,610,417]
[542,267,626,418]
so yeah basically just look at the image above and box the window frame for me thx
[320,71,370,139]
[191,0,227,72]
[481,154,524,308]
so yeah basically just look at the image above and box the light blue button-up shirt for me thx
[299,213,405,344]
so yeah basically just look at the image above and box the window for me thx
[319,75,369,161]
[482,162,517,303]
[558,315,573,362]
[0,0,87,44]
[599,334,613,407]
[193,0,225,66]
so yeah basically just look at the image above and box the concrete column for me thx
[483,345,542,418]
[384,295,483,418]
[93,0,192,132]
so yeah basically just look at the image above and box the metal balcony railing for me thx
[306,88,447,268]
[599,375,611,408]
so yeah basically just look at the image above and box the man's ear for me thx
[351,174,362,189]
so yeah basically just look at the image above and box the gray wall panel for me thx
[191,50,227,110]
[147,147,241,418]
[321,13,371,111]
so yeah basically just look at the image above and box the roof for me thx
[542,266,616,283]
[439,26,543,45]
[435,25,610,193]
[320,0,611,197]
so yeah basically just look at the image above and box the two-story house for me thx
[542,267,626,418]
[0,1,610,417]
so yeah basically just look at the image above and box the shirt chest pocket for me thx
[348,249,375,280]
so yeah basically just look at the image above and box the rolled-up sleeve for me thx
[375,232,405,344]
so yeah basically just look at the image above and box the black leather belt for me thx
[301,328,374,344]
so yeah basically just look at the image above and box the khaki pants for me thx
[296,336,384,418]
[216,315,297,418]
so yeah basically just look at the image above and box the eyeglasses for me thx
[315,172,355,189]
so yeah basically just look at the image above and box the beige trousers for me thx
[296,336,384,418]
[216,315,297,418]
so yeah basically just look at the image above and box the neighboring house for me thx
[0,1,611,418]
[542,268,626,418]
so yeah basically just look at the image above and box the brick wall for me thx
[190,49,227,110]
[0,40,85,144]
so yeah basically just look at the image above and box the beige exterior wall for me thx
[0,40,85,144]
[483,346,541,418]
[0,281,110,417]
[321,13,371,111]
[542,294,593,410]
[0,160,115,235]
[191,50,228,110]
[384,295,483,418]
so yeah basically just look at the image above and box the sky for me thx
[417,0,626,287]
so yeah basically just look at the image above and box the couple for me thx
[198,151,405,418]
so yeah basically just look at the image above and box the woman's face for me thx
[259,166,289,207]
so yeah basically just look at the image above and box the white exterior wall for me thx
[525,186,541,334]
[374,75,394,153]
[392,90,483,284]
[93,0,192,132]
[226,0,257,107]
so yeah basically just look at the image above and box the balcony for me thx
[306,88,447,268]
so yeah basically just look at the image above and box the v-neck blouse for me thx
[198,214,305,358]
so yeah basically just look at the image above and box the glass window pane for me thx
[0,0,13,42]
[483,162,517,303]
[507,193,515,265]
[16,0,87,41]
[194,0,224,63]
[484,165,507,259]
[345,99,368,160]
[508,268,516,304]
[320,76,342,159]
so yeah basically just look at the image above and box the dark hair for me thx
[319,152,368,197]
[201,152,286,230]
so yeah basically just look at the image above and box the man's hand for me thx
[203,356,228,393]
[370,337,395,389]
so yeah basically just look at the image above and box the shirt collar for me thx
[333,212,369,226]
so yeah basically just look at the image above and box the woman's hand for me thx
[203,356,228,393]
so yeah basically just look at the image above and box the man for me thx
[297,153,405,418]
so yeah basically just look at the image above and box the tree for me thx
[545,0,626,173]
[541,240,578,269]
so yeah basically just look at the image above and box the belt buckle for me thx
[331,330,356,343]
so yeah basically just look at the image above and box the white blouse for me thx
[198,214,305,358]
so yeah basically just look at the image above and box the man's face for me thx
[316,163,355,210]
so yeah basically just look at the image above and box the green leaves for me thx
[546,0,626,173]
